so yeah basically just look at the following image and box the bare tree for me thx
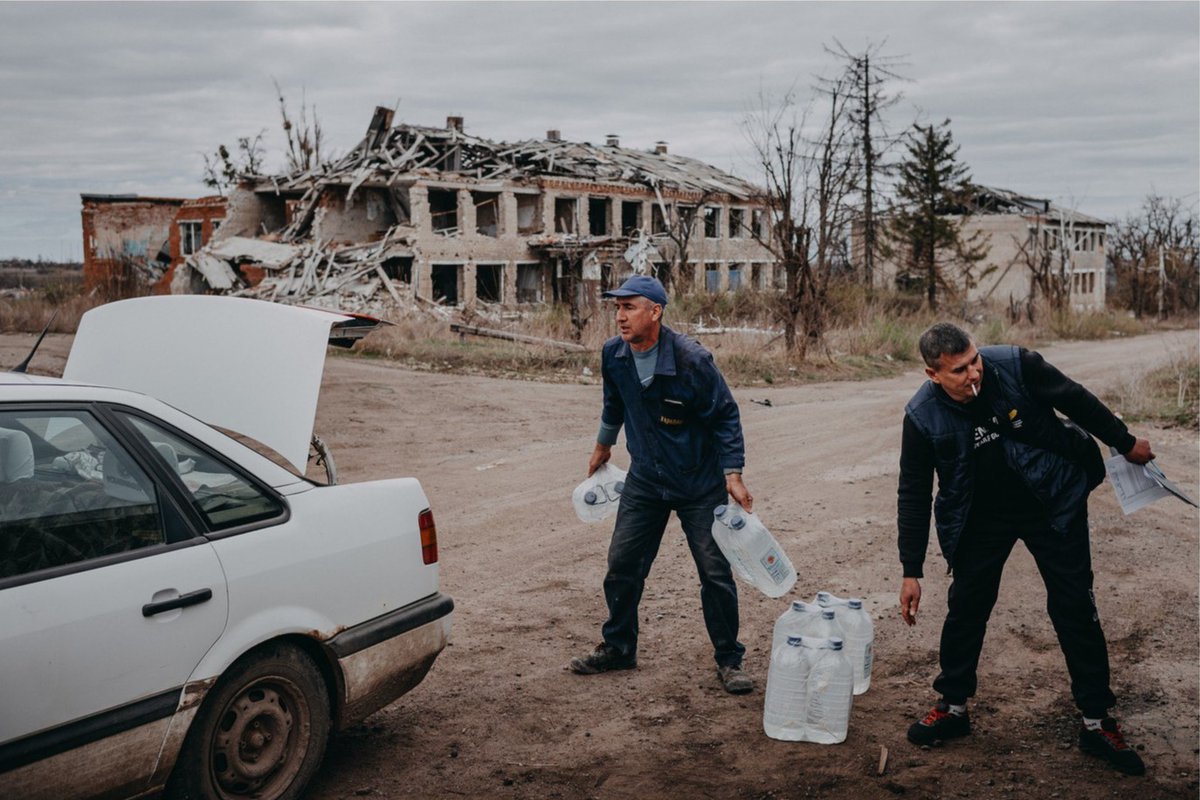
[1109,194,1199,319]
[825,39,907,290]
[744,79,859,357]
[274,79,325,174]
[652,188,719,294]
[201,131,266,196]
[1006,209,1090,319]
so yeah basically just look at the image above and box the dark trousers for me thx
[601,475,745,668]
[934,513,1116,718]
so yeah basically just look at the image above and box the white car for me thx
[0,297,453,800]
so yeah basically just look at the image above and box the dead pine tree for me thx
[743,79,858,358]
[824,39,907,291]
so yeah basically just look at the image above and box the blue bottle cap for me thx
[828,637,844,650]
[791,601,810,612]
[821,609,835,619]
[848,599,863,609]
[613,480,625,494]
[713,504,728,519]
[729,515,746,530]
[584,490,598,505]
[786,636,803,647]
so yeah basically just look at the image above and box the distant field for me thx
[0,261,83,291]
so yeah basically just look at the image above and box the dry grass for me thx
[1102,348,1200,429]
[0,292,101,334]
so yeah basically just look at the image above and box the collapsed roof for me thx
[965,185,1107,226]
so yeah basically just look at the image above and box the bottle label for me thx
[863,642,874,675]
[760,547,790,584]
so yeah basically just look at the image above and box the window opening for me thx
[622,201,642,235]
[431,264,461,305]
[704,207,720,239]
[516,264,543,303]
[729,209,745,238]
[428,189,458,234]
[476,264,503,303]
[728,264,742,290]
[554,198,577,234]
[381,257,413,283]
[472,191,501,237]
[180,221,202,255]
[588,197,610,237]
[516,194,542,234]
[705,264,721,293]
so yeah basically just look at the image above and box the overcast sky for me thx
[1,1,1197,261]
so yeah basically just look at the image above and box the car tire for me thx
[166,642,331,800]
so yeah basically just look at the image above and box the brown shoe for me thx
[717,664,753,694]
[569,643,636,675]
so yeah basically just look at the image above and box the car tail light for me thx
[419,508,438,564]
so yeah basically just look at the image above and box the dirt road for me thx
[4,330,1196,799]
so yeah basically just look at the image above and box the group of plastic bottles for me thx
[573,478,874,745]
[763,591,875,743]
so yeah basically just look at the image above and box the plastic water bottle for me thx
[772,600,822,651]
[571,463,627,523]
[802,637,854,744]
[711,503,797,598]
[763,636,811,741]
[814,593,874,695]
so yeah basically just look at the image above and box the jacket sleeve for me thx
[693,352,746,472]
[1019,349,1136,453]
[897,413,935,578]
[600,347,625,431]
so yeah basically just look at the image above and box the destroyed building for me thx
[173,108,779,312]
[861,185,1109,310]
[81,194,227,293]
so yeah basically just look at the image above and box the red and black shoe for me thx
[1079,718,1146,776]
[907,701,971,746]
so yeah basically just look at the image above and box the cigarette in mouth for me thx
[970,383,978,397]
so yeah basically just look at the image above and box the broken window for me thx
[679,206,697,234]
[554,197,577,234]
[729,209,745,239]
[622,201,642,236]
[704,207,720,239]
[431,264,461,305]
[475,264,503,303]
[473,191,501,237]
[516,194,542,234]
[180,221,202,256]
[752,209,767,240]
[705,264,721,293]
[381,257,413,283]
[588,197,610,237]
[728,263,742,291]
[429,189,459,235]
[651,203,671,235]
[516,263,543,303]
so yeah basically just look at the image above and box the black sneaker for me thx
[717,664,753,695]
[1079,718,1146,776]
[907,701,971,745]
[569,643,636,675]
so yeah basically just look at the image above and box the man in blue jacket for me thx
[898,322,1153,775]
[569,275,755,694]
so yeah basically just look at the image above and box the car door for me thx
[0,407,228,798]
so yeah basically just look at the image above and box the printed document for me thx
[1105,453,1199,515]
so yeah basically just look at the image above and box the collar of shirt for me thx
[613,324,678,378]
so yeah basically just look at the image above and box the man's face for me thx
[614,296,661,346]
[926,344,983,403]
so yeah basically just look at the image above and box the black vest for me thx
[904,345,1092,567]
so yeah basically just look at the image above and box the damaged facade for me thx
[81,194,227,294]
[863,185,1109,310]
[173,108,777,312]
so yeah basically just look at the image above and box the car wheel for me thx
[166,642,331,800]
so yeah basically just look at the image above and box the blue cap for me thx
[602,275,669,307]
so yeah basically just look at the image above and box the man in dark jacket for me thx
[898,322,1153,775]
[568,275,755,694]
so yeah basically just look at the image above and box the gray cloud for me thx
[0,1,1195,259]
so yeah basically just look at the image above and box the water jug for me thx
[814,593,874,695]
[802,637,854,744]
[772,600,822,651]
[711,503,797,598]
[763,636,811,741]
[571,463,627,523]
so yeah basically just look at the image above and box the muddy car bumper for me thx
[327,592,454,727]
